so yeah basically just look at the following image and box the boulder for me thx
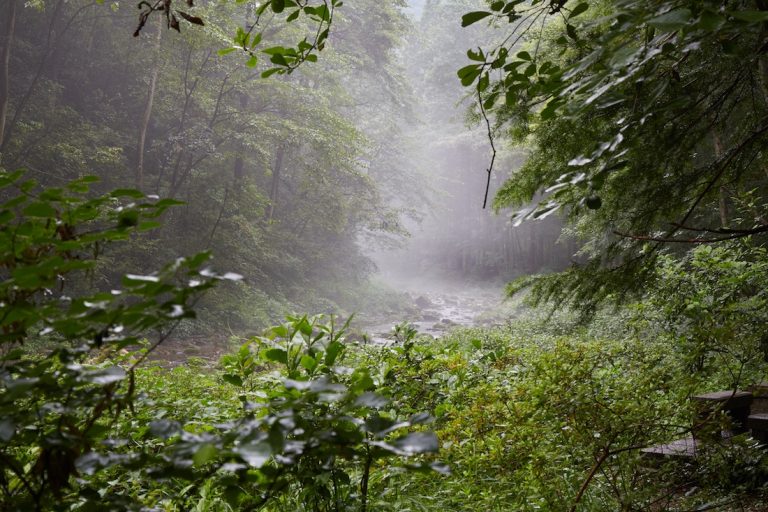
[414,295,433,309]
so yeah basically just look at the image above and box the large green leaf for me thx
[461,11,492,27]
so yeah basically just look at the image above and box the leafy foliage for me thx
[0,170,441,510]
[460,0,768,308]
[135,0,341,78]
[0,169,238,510]
[638,242,768,388]
[362,314,768,511]
[1,0,417,331]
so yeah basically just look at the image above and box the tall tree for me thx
[0,0,17,156]
[136,16,163,191]
[0,0,419,329]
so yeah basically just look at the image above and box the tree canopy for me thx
[460,0,768,310]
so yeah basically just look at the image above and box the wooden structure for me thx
[642,385,768,460]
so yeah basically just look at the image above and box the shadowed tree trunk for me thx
[712,130,729,228]
[0,0,17,160]
[0,0,92,158]
[1,0,66,156]
[137,17,163,191]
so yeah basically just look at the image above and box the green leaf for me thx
[271,0,285,13]
[222,374,243,387]
[110,188,144,198]
[325,341,344,366]
[516,51,531,61]
[117,210,139,228]
[286,9,300,22]
[235,441,271,467]
[80,366,126,385]
[467,48,485,62]
[351,370,374,393]
[478,73,489,92]
[300,354,318,371]
[263,348,288,364]
[457,64,482,86]
[154,198,186,208]
[698,10,725,31]
[392,432,439,454]
[648,8,692,32]
[250,32,262,49]
[22,202,56,217]
[458,63,481,78]
[355,392,389,409]
[269,53,289,66]
[193,444,218,466]
[0,169,24,185]
[569,2,588,18]
[729,10,768,23]
[218,47,237,56]
[137,221,162,232]
[20,179,37,193]
[461,11,492,27]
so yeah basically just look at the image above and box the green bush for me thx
[0,171,441,511]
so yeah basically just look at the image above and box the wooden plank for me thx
[692,390,752,407]
[641,437,699,459]
[748,414,768,444]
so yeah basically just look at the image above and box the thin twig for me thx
[478,87,497,209]
[614,224,768,244]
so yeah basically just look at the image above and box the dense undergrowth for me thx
[26,308,767,511]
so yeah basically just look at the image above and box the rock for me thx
[422,311,439,322]
[414,295,433,309]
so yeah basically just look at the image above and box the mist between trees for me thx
[3,0,768,511]
[0,0,570,333]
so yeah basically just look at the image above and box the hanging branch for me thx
[478,87,497,209]
[613,224,768,244]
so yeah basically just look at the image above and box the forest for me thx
[2,0,768,510]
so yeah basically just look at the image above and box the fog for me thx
[361,0,575,336]
[0,0,575,355]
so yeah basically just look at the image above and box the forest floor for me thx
[148,280,515,365]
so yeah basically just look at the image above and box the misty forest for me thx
[5,0,768,510]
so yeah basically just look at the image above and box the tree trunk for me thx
[757,1,768,106]
[136,18,163,191]
[713,130,728,228]
[0,0,17,161]
[266,145,285,221]
[0,0,68,157]
[233,94,249,188]
[233,154,245,182]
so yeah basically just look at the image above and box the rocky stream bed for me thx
[147,286,508,366]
